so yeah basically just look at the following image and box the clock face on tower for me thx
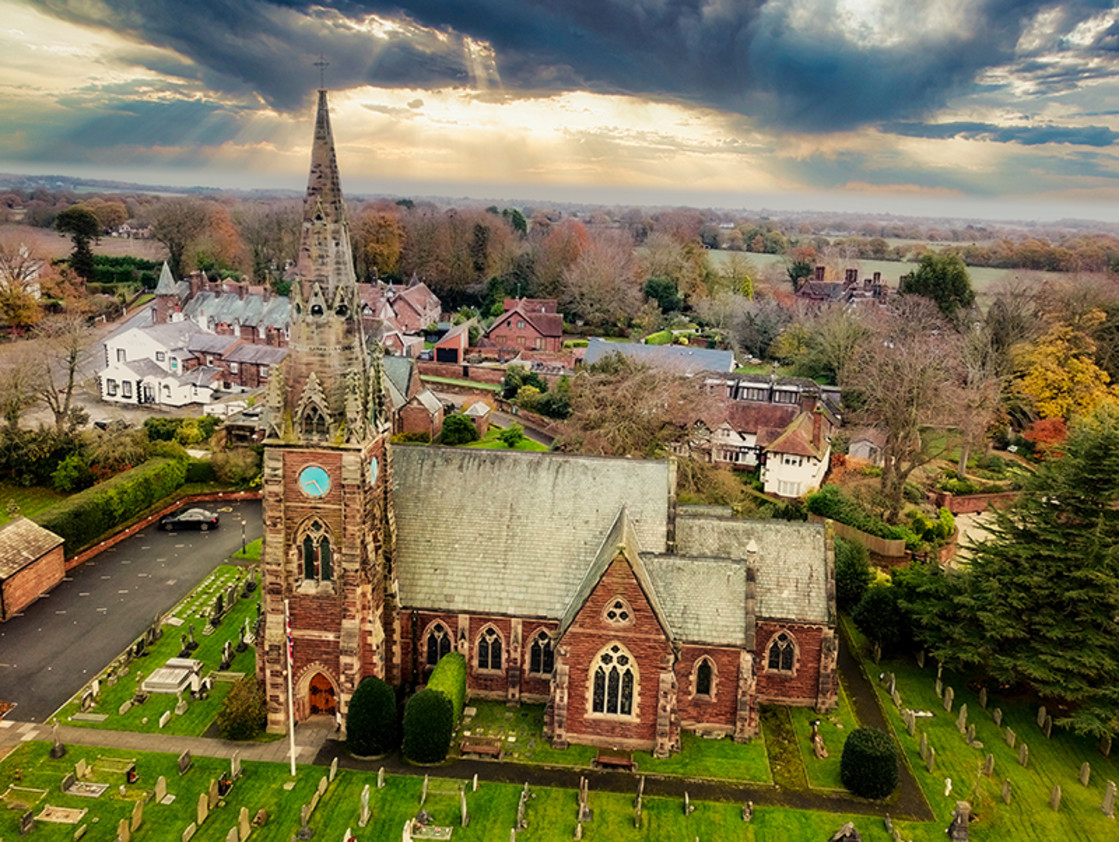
[298,465,331,498]
[369,456,379,485]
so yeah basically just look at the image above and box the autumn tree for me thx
[0,351,38,430]
[530,219,588,300]
[352,207,404,281]
[79,198,128,232]
[147,197,213,278]
[898,252,976,324]
[0,237,45,328]
[840,299,962,521]
[561,230,642,328]
[191,204,248,275]
[234,200,302,287]
[54,206,100,282]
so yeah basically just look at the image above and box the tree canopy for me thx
[55,206,101,282]
[898,252,975,323]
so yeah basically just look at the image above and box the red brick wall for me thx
[400,403,441,440]
[417,361,505,385]
[673,645,741,729]
[1,544,64,621]
[754,621,825,705]
[561,557,673,749]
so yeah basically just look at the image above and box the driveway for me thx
[0,499,261,722]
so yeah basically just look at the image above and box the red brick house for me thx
[433,322,471,363]
[0,518,64,621]
[486,298,564,352]
[390,281,441,335]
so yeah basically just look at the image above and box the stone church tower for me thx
[259,89,396,732]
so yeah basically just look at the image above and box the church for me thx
[258,89,838,757]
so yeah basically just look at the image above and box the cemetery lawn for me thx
[54,564,260,737]
[788,678,861,790]
[633,730,771,783]
[0,483,66,526]
[233,538,262,560]
[463,427,550,451]
[0,738,934,841]
[845,616,1119,842]
[459,703,597,767]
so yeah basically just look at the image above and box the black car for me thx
[160,508,220,531]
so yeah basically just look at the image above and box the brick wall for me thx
[754,621,825,705]
[1,544,64,621]
[417,361,505,385]
[673,645,741,730]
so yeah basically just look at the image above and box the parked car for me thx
[160,508,220,531]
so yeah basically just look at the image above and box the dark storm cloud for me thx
[24,0,1119,132]
[886,121,1119,147]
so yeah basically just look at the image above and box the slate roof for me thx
[382,356,415,400]
[0,518,63,579]
[119,358,167,379]
[643,555,747,646]
[182,291,290,331]
[410,390,442,414]
[392,447,671,619]
[674,509,830,624]
[224,344,288,365]
[115,320,204,349]
[464,401,491,418]
[154,262,177,296]
[186,334,239,355]
[764,411,827,460]
[583,338,734,375]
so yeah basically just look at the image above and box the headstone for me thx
[421,775,428,805]
[239,807,250,840]
[183,822,197,842]
[872,642,881,663]
[359,785,371,827]
[1101,734,1113,758]
[75,824,87,840]
[946,802,970,842]
[890,688,901,708]
[966,724,975,744]
[197,792,209,825]
[155,774,168,803]
[943,686,954,713]
[684,791,693,815]
[300,804,311,829]
[978,687,987,709]
[829,822,862,842]
[1081,762,1092,787]
[1103,780,1117,818]
[50,721,67,758]
[916,650,925,668]
[1018,743,1029,768]
[62,772,76,793]
[741,801,753,822]
[76,758,89,779]
[461,789,469,827]
[1002,779,1012,805]
[231,752,242,781]
[329,757,338,783]
[926,746,936,773]
[905,711,915,737]
[175,694,188,716]
[19,810,34,836]
[178,751,192,775]
[159,711,172,729]
[1049,784,1062,811]
[887,673,896,695]
[956,704,967,733]
[225,828,237,842]
[1005,728,1016,749]
[919,732,928,760]
[131,798,143,831]
[993,708,1003,727]
[935,678,943,698]
[118,700,133,716]
[208,778,219,809]
[378,767,385,790]
[117,818,130,842]
[1043,715,1052,739]
[1037,705,1047,727]
[472,773,478,792]
[253,809,267,827]
[983,754,994,777]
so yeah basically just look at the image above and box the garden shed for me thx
[0,517,65,621]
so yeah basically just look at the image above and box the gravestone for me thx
[117,817,130,842]
[178,751,192,776]
[890,688,901,708]
[983,754,994,777]
[683,791,693,815]
[50,721,67,758]
[183,822,197,842]
[197,793,208,826]
[461,789,469,827]
[118,701,132,716]
[906,711,916,738]
[935,678,943,698]
[253,810,267,827]
[1081,762,1091,787]
[1101,734,1113,758]
[956,704,967,733]
[131,799,143,831]
[1043,715,1052,739]
[378,767,385,790]
[62,772,76,793]
[1103,780,1117,818]
[225,828,237,842]
[917,650,925,668]
[239,807,250,840]
[421,775,428,805]
[925,747,936,773]
[175,694,188,716]
[978,687,987,709]
[76,758,89,779]
[1002,779,1012,805]
[946,802,970,842]
[1037,705,1047,728]
[207,778,219,810]
[159,711,171,729]
[742,801,753,822]
[919,732,928,760]
[943,686,954,713]
[19,809,34,836]
[1050,785,1062,811]
[1018,743,1029,768]
[155,776,167,804]
[329,757,338,783]
[472,773,478,792]
[359,785,371,827]
[231,752,241,781]
[1005,728,1016,749]
[993,708,1003,727]
[966,724,975,744]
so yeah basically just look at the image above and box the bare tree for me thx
[35,314,89,432]
[0,350,39,430]
[146,197,213,278]
[235,201,302,285]
[840,298,963,521]
[561,230,642,328]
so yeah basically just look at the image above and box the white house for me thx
[100,321,221,408]
[760,410,831,498]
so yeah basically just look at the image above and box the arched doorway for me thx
[307,672,337,717]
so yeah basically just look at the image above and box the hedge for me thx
[427,651,467,722]
[347,676,397,757]
[840,727,900,798]
[402,689,454,763]
[34,457,187,553]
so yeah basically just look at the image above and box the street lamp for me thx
[240,519,246,556]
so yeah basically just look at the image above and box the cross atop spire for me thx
[313,54,330,90]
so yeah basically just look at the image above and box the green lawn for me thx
[0,483,66,526]
[420,375,501,392]
[463,426,550,452]
[788,679,861,790]
[634,730,771,783]
[55,565,261,736]
[845,616,1119,842]
[460,702,597,767]
[232,538,262,561]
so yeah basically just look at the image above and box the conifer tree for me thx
[957,405,1119,738]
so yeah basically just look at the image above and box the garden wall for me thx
[418,361,506,385]
[929,490,1018,514]
[808,514,907,558]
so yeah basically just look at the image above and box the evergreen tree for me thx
[957,405,1119,738]
[898,252,975,324]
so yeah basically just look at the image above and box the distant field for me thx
[0,222,168,260]
[708,249,1071,299]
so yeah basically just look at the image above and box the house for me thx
[0,518,64,621]
[849,429,886,466]
[583,337,735,375]
[259,89,838,755]
[359,282,437,353]
[760,409,831,498]
[433,321,472,364]
[390,280,442,335]
[382,354,444,439]
[485,298,564,352]
[399,391,445,441]
[796,266,889,307]
[464,401,491,436]
[101,321,220,407]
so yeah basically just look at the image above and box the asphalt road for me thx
[0,499,262,722]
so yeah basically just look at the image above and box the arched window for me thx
[425,623,451,666]
[602,596,633,626]
[298,519,334,582]
[301,405,327,438]
[695,657,714,698]
[528,631,554,676]
[767,631,797,673]
[591,643,636,717]
[477,626,503,671]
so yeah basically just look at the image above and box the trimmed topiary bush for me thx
[427,651,467,722]
[402,689,454,763]
[840,726,900,798]
[346,676,397,757]
[216,677,268,741]
[437,414,479,446]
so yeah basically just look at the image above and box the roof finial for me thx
[313,54,330,89]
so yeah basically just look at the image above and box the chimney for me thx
[812,407,823,450]
[189,272,202,299]
[238,283,246,301]
[844,268,858,286]
[814,265,825,282]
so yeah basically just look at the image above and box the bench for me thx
[595,748,634,771]
[461,738,503,759]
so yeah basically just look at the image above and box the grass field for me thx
[420,375,501,392]
[462,426,550,452]
[0,483,66,526]
[0,223,168,261]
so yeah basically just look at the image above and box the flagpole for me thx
[285,598,297,776]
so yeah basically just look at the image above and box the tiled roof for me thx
[224,344,288,365]
[0,518,63,579]
[764,411,827,460]
[675,510,830,623]
[643,555,747,646]
[392,447,671,618]
[583,338,734,375]
[186,334,239,355]
[464,401,490,418]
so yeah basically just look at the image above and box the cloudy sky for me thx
[3,0,1119,220]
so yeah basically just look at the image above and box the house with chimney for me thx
[485,298,564,352]
[796,267,889,306]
